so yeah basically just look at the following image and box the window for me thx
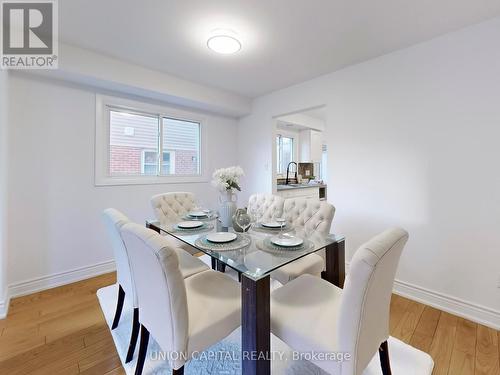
[162,117,199,175]
[320,144,327,181]
[276,135,294,175]
[161,151,175,175]
[95,95,205,186]
[108,110,159,176]
[141,150,175,175]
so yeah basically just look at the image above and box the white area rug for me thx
[97,256,434,374]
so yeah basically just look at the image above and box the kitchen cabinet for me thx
[276,186,320,200]
[299,129,322,162]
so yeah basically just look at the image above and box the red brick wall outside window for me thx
[109,145,197,175]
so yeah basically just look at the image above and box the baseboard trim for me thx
[345,261,500,330]
[393,279,500,330]
[8,260,116,301]
[0,292,10,319]
[3,259,499,330]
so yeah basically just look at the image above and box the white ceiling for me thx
[59,0,500,98]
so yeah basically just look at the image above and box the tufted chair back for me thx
[102,208,137,307]
[283,198,335,236]
[151,192,197,224]
[248,193,284,221]
[120,223,189,369]
[338,228,408,375]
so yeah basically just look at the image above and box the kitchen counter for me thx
[277,183,327,191]
[276,183,327,200]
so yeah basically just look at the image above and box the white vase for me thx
[219,190,237,227]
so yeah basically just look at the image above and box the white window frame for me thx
[95,94,207,186]
[140,150,176,175]
[276,134,295,175]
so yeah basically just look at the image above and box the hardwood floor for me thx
[0,274,499,374]
[389,294,500,375]
[0,273,124,375]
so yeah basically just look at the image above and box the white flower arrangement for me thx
[211,166,244,193]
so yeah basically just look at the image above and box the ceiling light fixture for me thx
[207,29,241,55]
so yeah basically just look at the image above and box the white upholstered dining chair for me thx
[150,192,202,252]
[101,209,209,363]
[120,223,241,375]
[247,193,284,222]
[271,228,409,375]
[270,198,335,285]
[151,192,197,223]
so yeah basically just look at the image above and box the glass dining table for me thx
[146,217,345,375]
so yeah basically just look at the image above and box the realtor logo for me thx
[1,0,58,69]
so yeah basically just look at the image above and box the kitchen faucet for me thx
[285,162,298,185]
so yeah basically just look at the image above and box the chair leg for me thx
[173,366,184,375]
[125,308,140,363]
[135,325,150,375]
[111,285,125,330]
[378,340,392,375]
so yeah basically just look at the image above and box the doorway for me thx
[272,106,327,198]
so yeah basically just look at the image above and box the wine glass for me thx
[250,206,263,227]
[247,206,257,228]
[194,198,211,218]
[276,216,286,238]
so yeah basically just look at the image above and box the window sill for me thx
[95,175,209,187]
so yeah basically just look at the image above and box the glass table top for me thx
[146,218,344,281]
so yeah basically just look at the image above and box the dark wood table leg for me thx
[214,224,228,273]
[146,222,160,233]
[216,260,226,273]
[322,239,345,288]
[241,275,270,375]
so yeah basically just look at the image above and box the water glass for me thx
[236,210,252,232]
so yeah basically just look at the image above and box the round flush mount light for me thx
[207,29,242,55]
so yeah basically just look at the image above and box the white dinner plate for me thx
[188,211,208,218]
[261,221,286,228]
[206,232,237,243]
[177,221,204,229]
[270,236,304,247]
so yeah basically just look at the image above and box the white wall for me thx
[34,44,251,118]
[0,71,9,317]
[7,73,238,290]
[238,17,500,328]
